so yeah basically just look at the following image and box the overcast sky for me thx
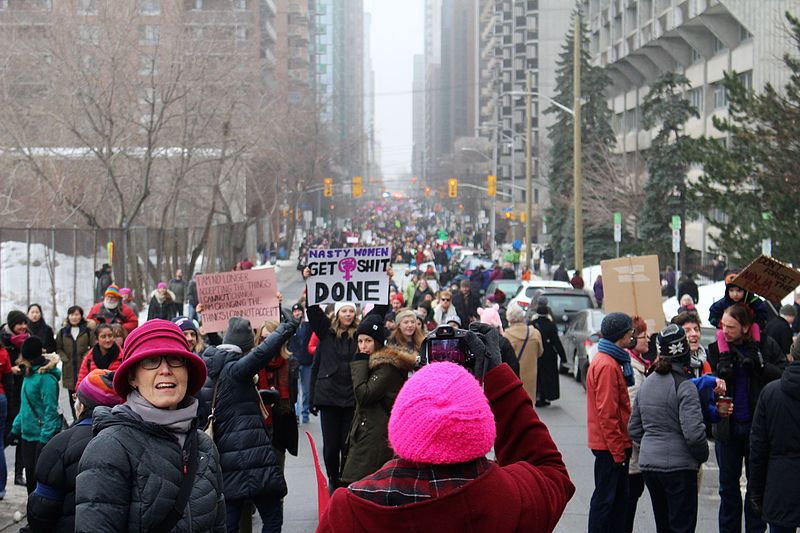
[363,1,424,179]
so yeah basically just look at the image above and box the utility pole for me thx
[525,70,533,271]
[573,12,583,272]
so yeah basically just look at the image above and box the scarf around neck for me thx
[92,342,120,370]
[598,338,635,386]
[125,390,198,448]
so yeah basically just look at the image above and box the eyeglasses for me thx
[440,298,450,302]
[140,355,187,370]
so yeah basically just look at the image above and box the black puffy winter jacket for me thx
[27,416,93,533]
[75,405,225,532]
[198,321,295,501]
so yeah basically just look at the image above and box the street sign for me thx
[613,212,622,243]
[671,215,681,230]
[672,228,681,253]
[762,238,772,257]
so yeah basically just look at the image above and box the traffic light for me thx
[448,178,457,198]
[520,211,527,223]
[487,175,496,197]
[352,176,362,198]
[323,177,333,197]
[424,186,431,198]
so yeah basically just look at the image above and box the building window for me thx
[139,55,157,75]
[187,0,203,9]
[78,25,100,45]
[139,0,160,15]
[139,25,160,45]
[234,26,248,44]
[0,0,7,9]
[690,47,702,63]
[688,87,703,114]
[739,25,752,41]
[77,0,97,15]
[233,0,247,10]
[713,82,727,109]
[739,70,753,91]
[712,36,726,55]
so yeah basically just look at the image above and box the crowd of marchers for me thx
[2,200,800,532]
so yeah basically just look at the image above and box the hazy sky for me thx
[363,1,424,179]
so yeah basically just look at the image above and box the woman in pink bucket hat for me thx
[319,345,576,532]
[74,319,224,532]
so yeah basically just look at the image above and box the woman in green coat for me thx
[341,314,416,486]
[10,337,61,494]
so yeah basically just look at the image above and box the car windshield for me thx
[587,310,606,330]
[493,280,520,293]
[546,295,593,317]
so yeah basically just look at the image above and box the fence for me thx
[0,219,273,327]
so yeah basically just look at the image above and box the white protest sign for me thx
[306,247,391,306]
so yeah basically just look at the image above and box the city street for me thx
[273,262,724,532]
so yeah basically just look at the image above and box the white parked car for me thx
[508,279,573,312]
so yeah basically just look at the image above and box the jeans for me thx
[625,472,645,533]
[225,495,283,533]
[716,421,767,533]
[20,439,42,494]
[0,394,6,495]
[588,449,630,533]
[295,365,312,420]
[319,406,354,492]
[770,526,798,533]
[187,303,199,324]
[644,470,698,533]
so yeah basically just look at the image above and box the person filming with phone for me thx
[318,324,575,532]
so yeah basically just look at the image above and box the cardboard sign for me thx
[601,255,665,333]
[732,255,800,302]
[306,247,391,306]
[195,268,278,332]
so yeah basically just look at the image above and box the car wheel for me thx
[572,352,581,382]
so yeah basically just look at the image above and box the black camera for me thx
[419,325,477,370]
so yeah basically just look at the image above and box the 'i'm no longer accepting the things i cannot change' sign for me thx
[195,268,278,332]
[306,247,391,306]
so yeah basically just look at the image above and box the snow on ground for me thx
[1,240,95,327]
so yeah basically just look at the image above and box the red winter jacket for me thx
[586,352,632,462]
[317,363,575,532]
[86,302,138,333]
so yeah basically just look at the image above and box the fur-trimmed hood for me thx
[16,352,60,376]
[149,289,176,302]
[368,344,417,371]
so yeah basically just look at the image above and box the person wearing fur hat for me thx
[628,324,714,533]
[319,357,575,531]
[75,319,224,532]
[340,314,416,486]
[586,311,636,533]
[27,369,122,533]
[198,316,297,532]
[9,336,61,495]
[146,282,181,322]
[302,266,393,494]
[86,284,138,334]
[531,298,566,407]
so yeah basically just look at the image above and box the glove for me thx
[716,352,734,379]
[309,406,319,417]
[5,432,19,447]
[277,317,300,336]
[467,324,502,378]
[741,345,764,373]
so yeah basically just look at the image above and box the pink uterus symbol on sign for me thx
[338,257,357,281]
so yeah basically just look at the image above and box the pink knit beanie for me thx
[388,361,496,464]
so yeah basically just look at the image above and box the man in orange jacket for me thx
[586,311,636,533]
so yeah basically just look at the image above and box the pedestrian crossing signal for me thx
[487,175,496,197]
[448,178,457,198]
[352,176,362,198]
[323,177,333,197]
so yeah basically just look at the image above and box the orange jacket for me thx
[586,352,632,462]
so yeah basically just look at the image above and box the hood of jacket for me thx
[368,344,417,371]
[201,344,242,381]
[149,289,176,301]
[17,352,61,377]
[781,361,800,401]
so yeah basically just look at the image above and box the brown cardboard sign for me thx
[196,268,279,332]
[731,255,800,302]
[601,255,666,333]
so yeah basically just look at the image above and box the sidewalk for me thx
[0,446,28,532]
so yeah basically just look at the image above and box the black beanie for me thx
[223,317,255,353]
[21,336,43,360]
[355,314,386,346]
[601,312,633,342]
[6,310,26,331]
[657,324,690,362]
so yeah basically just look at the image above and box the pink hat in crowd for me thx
[113,319,207,398]
[477,304,504,335]
[157,282,167,290]
[388,361,495,464]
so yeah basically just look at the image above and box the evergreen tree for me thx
[693,13,800,264]
[545,10,616,267]
[640,72,699,271]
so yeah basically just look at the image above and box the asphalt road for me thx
[267,263,727,532]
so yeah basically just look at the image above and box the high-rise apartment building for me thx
[412,53,425,178]
[274,0,311,103]
[580,0,796,257]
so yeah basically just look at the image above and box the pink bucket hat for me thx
[388,361,495,464]
[113,319,207,398]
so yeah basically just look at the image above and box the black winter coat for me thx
[749,361,800,528]
[289,321,313,366]
[146,291,181,321]
[199,322,295,501]
[27,319,56,353]
[27,416,94,533]
[75,405,225,532]
[340,345,416,485]
[763,316,794,356]
[532,315,565,401]
[308,304,388,408]
[708,337,786,441]
[499,336,521,377]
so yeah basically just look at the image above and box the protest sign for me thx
[306,246,391,306]
[601,255,665,333]
[731,255,800,302]
[195,268,278,332]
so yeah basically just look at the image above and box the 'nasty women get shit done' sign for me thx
[306,247,391,306]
